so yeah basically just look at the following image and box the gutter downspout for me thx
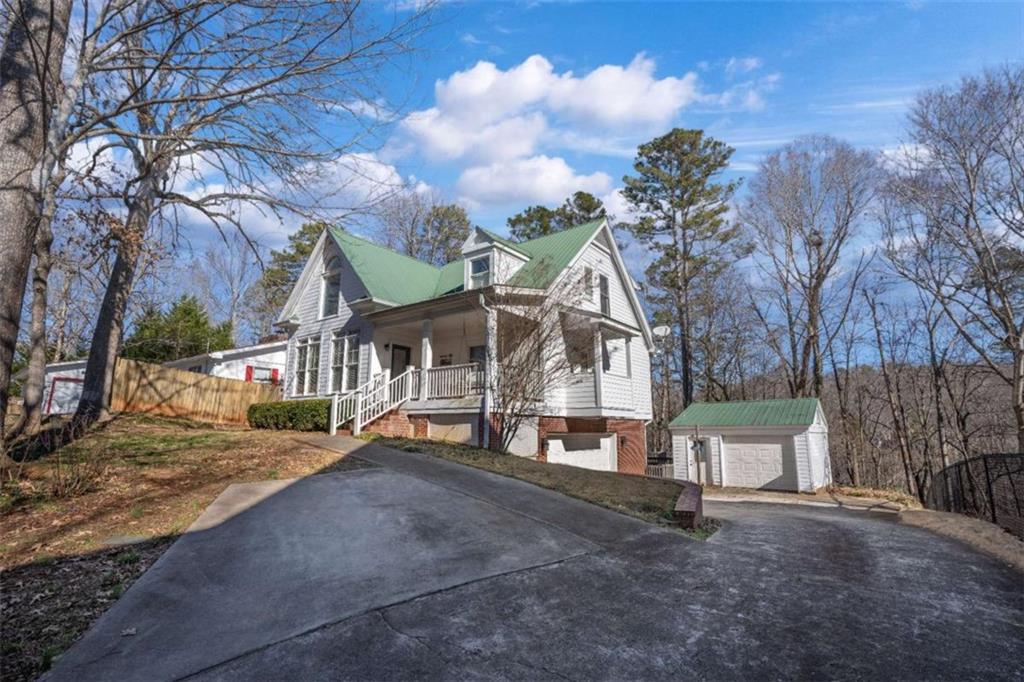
[479,293,494,450]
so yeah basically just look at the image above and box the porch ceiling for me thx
[365,290,482,327]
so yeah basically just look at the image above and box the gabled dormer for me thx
[460,227,530,290]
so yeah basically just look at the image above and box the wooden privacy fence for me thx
[111,359,281,425]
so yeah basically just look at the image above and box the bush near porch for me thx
[248,399,330,431]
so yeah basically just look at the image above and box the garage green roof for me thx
[327,219,605,306]
[671,398,820,427]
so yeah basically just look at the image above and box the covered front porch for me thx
[368,294,488,404]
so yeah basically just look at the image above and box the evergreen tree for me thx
[123,296,234,363]
[246,221,326,335]
[507,191,607,241]
[622,128,742,407]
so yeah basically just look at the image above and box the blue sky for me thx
[340,1,1021,233]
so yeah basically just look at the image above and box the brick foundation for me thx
[363,409,413,438]
[536,415,647,475]
[409,414,428,438]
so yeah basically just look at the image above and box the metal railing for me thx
[927,453,1024,540]
[424,363,484,399]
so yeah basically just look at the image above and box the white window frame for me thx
[330,331,360,393]
[599,274,610,316]
[320,255,342,319]
[294,336,321,396]
[469,255,491,289]
[583,266,594,301]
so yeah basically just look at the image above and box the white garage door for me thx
[725,440,788,490]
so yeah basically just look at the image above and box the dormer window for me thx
[321,255,341,318]
[470,256,491,289]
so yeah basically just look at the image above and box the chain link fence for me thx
[927,454,1024,540]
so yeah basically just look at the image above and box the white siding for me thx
[285,238,373,398]
[629,341,652,419]
[671,432,689,482]
[546,233,653,420]
[793,431,812,492]
[205,348,286,382]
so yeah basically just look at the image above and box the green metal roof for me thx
[433,261,465,297]
[328,228,441,305]
[670,398,820,428]
[507,219,605,289]
[327,218,605,307]
[478,228,529,257]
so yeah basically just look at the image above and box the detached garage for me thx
[669,398,831,492]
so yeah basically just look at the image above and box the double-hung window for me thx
[470,256,491,289]
[599,274,610,316]
[330,332,360,393]
[321,256,341,318]
[294,337,320,395]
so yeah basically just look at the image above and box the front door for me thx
[390,345,411,374]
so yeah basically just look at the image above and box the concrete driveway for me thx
[49,439,1024,681]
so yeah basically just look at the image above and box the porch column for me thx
[593,327,603,407]
[420,318,432,400]
[482,302,496,449]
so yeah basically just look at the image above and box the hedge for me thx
[248,399,331,431]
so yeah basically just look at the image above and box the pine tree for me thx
[622,129,742,406]
[507,191,607,241]
[122,296,233,363]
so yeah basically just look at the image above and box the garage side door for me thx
[724,437,795,490]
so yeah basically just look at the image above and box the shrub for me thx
[247,399,331,431]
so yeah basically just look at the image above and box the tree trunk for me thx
[12,204,56,436]
[1013,346,1024,454]
[866,294,918,499]
[76,192,154,421]
[0,0,73,437]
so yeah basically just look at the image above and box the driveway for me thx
[48,439,1024,681]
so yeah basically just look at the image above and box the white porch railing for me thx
[329,363,486,435]
[330,368,414,435]
[424,363,484,399]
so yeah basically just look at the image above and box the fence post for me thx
[353,391,362,436]
[329,393,338,436]
[983,455,997,524]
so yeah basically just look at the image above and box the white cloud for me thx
[600,187,632,221]
[716,72,781,111]
[402,109,546,161]
[547,54,701,127]
[400,53,703,163]
[725,56,763,77]
[457,155,611,205]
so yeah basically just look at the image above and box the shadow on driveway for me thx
[48,439,1024,681]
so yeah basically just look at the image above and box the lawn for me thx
[0,414,368,681]
[362,435,688,526]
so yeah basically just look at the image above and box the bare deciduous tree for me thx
[881,65,1024,451]
[72,0,431,420]
[742,134,879,398]
[374,188,471,266]
[483,267,589,454]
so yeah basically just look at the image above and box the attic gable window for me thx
[321,255,341,318]
[470,255,491,289]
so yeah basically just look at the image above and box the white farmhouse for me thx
[275,218,655,474]
[162,339,287,385]
[670,398,832,492]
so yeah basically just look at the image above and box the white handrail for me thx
[353,367,414,435]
